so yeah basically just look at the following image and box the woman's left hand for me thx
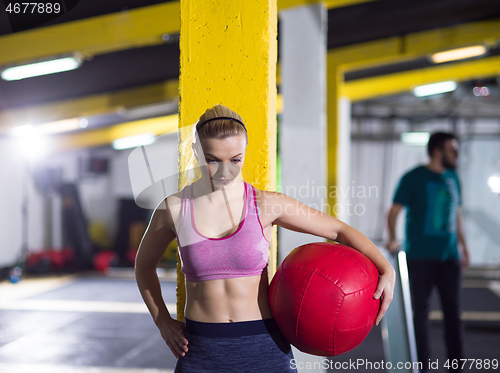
[373,270,395,325]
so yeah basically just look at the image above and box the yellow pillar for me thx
[176,0,278,321]
[326,59,345,217]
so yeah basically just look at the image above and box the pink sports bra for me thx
[176,181,270,282]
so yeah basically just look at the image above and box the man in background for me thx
[386,132,470,373]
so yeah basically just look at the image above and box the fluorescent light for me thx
[401,132,430,145]
[18,135,48,159]
[79,118,89,128]
[9,126,48,159]
[9,119,82,136]
[431,45,487,64]
[488,176,500,194]
[36,119,81,134]
[113,134,156,150]
[413,81,457,97]
[121,102,179,120]
[9,124,36,136]
[1,56,82,81]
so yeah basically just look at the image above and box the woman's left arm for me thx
[265,191,395,325]
[335,223,395,325]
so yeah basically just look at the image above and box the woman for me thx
[135,104,395,372]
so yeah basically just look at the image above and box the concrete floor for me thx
[0,270,498,373]
[0,271,178,373]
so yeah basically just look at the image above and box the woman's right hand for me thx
[385,239,400,253]
[158,317,189,358]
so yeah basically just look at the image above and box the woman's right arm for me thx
[135,201,189,358]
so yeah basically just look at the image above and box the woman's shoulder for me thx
[151,187,186,218]
[148,188,186,233]
[248,183,289,203]
[166,189,184,204]
[165,187,188,213]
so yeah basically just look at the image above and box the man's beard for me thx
[442,157,456,170]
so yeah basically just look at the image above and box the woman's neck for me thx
[192,177,244,203]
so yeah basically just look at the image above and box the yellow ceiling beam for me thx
[278,0,374,10]
[10,53,498,149]
[1,2,499,148]
[343,55,500,101]
[0,0,497,75]
[329,17,500,70]
[51,114,178,152]
[0,0,497,70]
[0,75,280,134]
[0,80,179,133]
[323,0,375,8]
[0,0,373,68]
[0,1,180,67]
[2,81,283,151]
[3,90,282,151]
[49,92,282,151]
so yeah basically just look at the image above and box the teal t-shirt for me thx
[393,165,461,261]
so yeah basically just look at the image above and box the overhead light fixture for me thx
[36,118,82,134]
[18,134,48,160]
[120,101,179,120]
[8,124,48,159]
[401,132,430,145]
[1,53,83,81]
[430,45,487,64]
[8,118,86,136]
[9,124,36,136]
[413,81,457,97]
[488,176,500,194]
[113,134,156,150]
[79,118,89,128]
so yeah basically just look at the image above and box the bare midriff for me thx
[184,274,273,323]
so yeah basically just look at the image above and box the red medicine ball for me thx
[268,242,380,356]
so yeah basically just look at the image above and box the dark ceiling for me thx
[327,0,500,49]
[1,0,500,111]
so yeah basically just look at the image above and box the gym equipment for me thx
[93,250,119,272]
[381,250,418,373]
[114,199,151,265]
[268,242,380,356]
[61,183,94,267]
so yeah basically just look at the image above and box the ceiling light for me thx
[1,54,82,81]
[121,101,179,120]
[113,134,156,150]
[79,118,89,128]
[401,132,430,145]
[18,135,48,160]
[9,124,36,136]
[413,81,457,97]
[36,119,81,134]
[488,176,500,194]
[9,118,82,136]
[9,125,48,159]
[430,45,487,64]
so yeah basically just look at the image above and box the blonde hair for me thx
[196,104,248,145]
[179,105,247,189]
